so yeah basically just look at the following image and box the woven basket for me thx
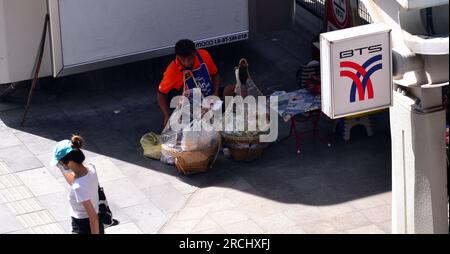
[161,140,220,175]
[222,133,267,162]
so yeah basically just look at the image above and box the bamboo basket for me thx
[222,133,267,162]
[161,140,220,175]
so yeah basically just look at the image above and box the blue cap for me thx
[50,140,75,166]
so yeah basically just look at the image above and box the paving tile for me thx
[286,175,324,192]
[16,168,65,196]
[57,219,72,233]
[0,204,25,233]
[345,224,385,234]
[23,138,57,156]
[209,208,250,227]
[283,206,326,225]
[37,191,69,222]
[377,221,392,234]
[141,183,187,215]
[267,225,306,234]
[0,145,43,172]
[172,204,212,221]
[360,204,391,224]
[191,215,222,233]
[377,192,392,204]
[126,169,169,190]
[223,189,267,207]
[186,187,227,206]
[85,156,126,183]
[59,101,98,119]
[168,178,201,196]
[110,160,150,177]
[0,120,8,131]
[35,153,57,172]
[317,203,356,219]
[0,186,33,203]
[239,201,285,220]
[330,211,372,232]
[6,198,44,216]
[192,227,227,234]
[28,223,66,234]
[0,161,10,175]
[105,202,132,225]
[297,220,339,234]
[100,178,148,209]
[105,222,143,234]
[224,220,265,234]
[0,130,23,149]
[159,219,200,234]
[16,210,56,228]
[7,229,29,234]
[207,197,236,212]
[228,176,253,191]
[12,130,47,143]
[122,202,167,234]
[350,195,387,210]
[253,212,297,232]
[0,174,23,189]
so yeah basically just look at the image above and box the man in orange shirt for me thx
[157,39,235,126]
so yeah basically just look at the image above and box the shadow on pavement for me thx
[0,32,391,207]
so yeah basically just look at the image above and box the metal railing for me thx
[296,0,326,19]
[296,0,373,24]
[357,0,373,24]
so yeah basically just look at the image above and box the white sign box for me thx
[48,0,248,77]
[320,24,393,119]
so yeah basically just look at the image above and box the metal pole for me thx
[20,14,49,126]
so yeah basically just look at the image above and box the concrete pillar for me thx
[390,89,448,234]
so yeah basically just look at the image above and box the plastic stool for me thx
[333,116,373,141]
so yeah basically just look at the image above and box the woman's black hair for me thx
[60,150,85,165]
[175,39,196,58]
[61,135,85,164]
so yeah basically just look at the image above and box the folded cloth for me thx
[140,132,162,160]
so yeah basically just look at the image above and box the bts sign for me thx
[320,24,392,119]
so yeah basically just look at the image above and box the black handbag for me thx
[98,186,119,227]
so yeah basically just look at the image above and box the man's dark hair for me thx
[175,39,196,58]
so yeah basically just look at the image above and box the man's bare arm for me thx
[157,92,171,126]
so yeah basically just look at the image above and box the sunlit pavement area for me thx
[0,8,391,234]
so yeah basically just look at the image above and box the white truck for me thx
[0,0,252,84]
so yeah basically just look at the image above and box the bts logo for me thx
[339,46,383,103]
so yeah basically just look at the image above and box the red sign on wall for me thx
[327,0,353,31]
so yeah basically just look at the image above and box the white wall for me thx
[0,0,52,84]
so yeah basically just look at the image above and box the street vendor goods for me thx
[222,59,270,161]
[161,71,221,175]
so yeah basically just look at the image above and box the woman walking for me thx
[51,135,103,234]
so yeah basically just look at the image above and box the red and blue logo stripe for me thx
[340,55,383,103]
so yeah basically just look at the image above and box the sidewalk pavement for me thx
[0,7,392,234]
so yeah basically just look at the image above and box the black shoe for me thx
[104,219,120,228]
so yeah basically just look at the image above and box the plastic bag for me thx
[140,132,162,160]
[224,59,270,137]
[160,71,221,168]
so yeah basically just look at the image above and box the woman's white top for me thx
[68,165,99,219]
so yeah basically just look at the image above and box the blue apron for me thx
[183,51,214,97]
